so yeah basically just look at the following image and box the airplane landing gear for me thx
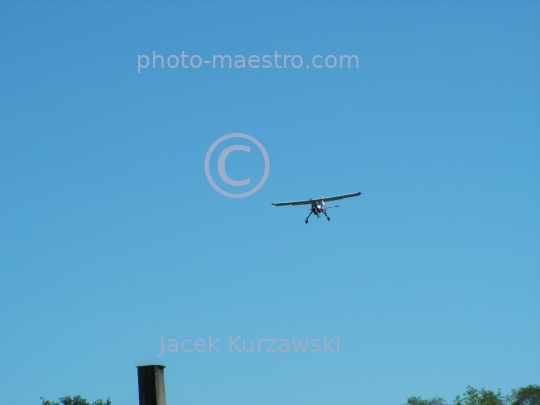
[305,210,313,224]
[322,211,330,221]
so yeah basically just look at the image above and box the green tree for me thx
[405,385,540,405]
[405,396,448,405]
[40,395,111,405]
[506,385,540,405]
[453,386,505,405]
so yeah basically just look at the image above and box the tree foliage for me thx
[40,395,111,405]
[405,385,540,405]
[406,396,447,405]
[454,386,505,405]
[507,385,540,405]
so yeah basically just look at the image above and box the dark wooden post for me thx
[137,365,166,405]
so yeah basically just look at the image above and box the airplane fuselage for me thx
[311,200,326,216]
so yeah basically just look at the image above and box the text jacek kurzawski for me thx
[157,334,341,356]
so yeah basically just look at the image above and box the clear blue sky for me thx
[1,1,539,404]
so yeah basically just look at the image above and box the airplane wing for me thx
[272,192,361,206]
[321,192,361,202]
[272,199,314,206]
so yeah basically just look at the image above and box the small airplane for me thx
[272,192,361,223]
